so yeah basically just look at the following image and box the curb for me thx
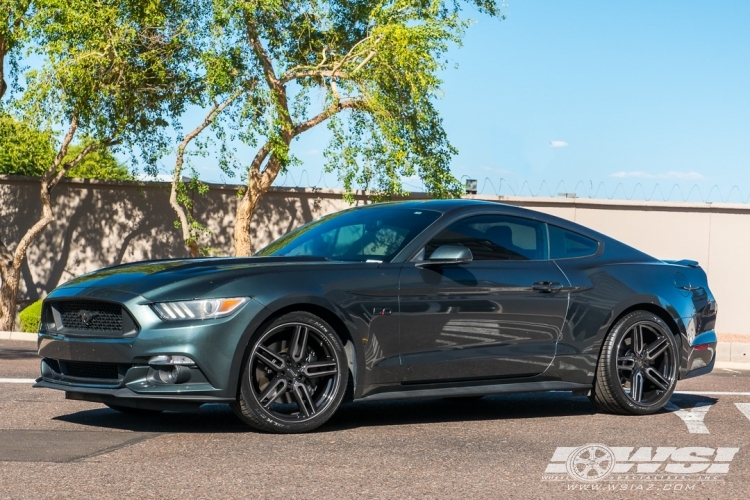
[716,342,750,364]
[0,331,38,342]
[714,361,750,372]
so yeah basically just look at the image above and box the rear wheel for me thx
[590,311,678,415]
[231,312,348,433]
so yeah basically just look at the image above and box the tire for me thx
[105,404,162,416]
[590,310,679,415]
[231,311,348,433]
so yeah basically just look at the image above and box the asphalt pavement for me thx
[1,339,750,499]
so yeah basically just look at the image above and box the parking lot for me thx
[2,339,750,499]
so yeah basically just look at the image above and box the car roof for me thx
[358,198,560,222]
[361,198,507,213]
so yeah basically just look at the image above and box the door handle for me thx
[532,281,563,293]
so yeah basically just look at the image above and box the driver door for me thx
[398,214,569,383]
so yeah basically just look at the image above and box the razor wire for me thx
[265,169,750,204]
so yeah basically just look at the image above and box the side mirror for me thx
[416,245,473,267]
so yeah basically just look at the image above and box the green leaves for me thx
[218,0,498,201]
[0,1,32,100]
[0,114,131,179]
[18,0,199,169]
[0,113,55,176]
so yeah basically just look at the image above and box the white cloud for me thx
[663,170,705,180]
[610,170,705,180]
[611,171,653,179]
[549,140,568,148]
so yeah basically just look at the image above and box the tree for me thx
[0,0,196,331]
[0,1,31,100]
[167,19,255,257]
[211,0,501,256]
[168,92,243,257]
[0,114,131,179]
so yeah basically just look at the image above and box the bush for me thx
[19,300,43,333]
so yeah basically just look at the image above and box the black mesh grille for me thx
[58,301,123,332]
[62,361,120,380]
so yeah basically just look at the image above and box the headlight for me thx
[152,298,248,321]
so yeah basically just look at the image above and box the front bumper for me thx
[33,379,234,411]
[35,292,268,405]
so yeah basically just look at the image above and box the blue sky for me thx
[172,2,750,201]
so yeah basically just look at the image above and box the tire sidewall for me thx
[238,312,348,433]
[603,312,679,415]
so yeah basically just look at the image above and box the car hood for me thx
[53,256,330,301]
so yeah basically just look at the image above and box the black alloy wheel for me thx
[232,312,348,433]
[590,311,678,415]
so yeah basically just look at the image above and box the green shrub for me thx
[19,300,43,333]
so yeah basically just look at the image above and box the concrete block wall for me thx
[2,176,749,338]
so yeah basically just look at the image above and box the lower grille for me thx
[62,361,120,380]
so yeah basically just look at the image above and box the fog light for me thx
[148,355,195,366]
[149,365,192,384]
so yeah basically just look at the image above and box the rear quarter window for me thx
[549,225,600,259]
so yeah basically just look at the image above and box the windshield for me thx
[256,206,442,262]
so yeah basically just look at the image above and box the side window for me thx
[549,225,599,259]
[424,214,548,261]
[287,223,409,259]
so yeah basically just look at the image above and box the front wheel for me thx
[590,311,679,415]
[231,312,348,433]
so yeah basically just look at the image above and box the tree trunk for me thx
[0,261,21,332]
[0,117,89,330]
[234,186,259,257]
[168,93,243,258]
[0,179,55,332]
[1,34,8,99]
[188,240,200,258]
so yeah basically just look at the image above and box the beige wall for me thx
[487,196,747,336]
[2,176,748,335]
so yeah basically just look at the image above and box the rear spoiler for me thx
[662,259,700,268]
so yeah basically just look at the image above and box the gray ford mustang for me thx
[35,199,717,433]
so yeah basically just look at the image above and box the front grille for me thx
[58,301,123,332]
[62,361,120,380]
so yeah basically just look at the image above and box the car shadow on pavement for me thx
[666,393,719,408]
[53,403,251,433]
[326,392,598,432]
[55,391,602,433]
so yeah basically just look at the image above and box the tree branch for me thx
[294,99,361,136]
[243,15,280,91]
[11,1,31,30]
[169,89,245,254]
[279,69,346,84]
[243,14,293,132]
[279,35,382,85]
[44,114,79,186]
